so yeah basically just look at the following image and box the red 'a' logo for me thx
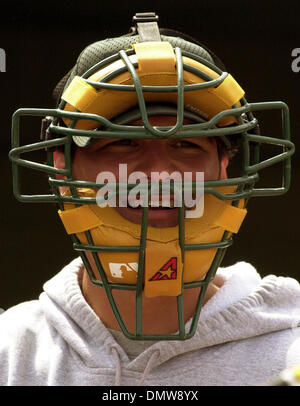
[149,257,177,281]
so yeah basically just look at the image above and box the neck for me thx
[81,269,224,336]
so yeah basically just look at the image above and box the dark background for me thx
[0,0,299,310]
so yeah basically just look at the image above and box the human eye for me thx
[173,140,203,149]
[109,138,136,146]
[87,138,138,153]
[106,139,137,147]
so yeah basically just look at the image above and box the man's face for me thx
[56,115,229,227]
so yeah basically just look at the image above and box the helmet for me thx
[9,12,295,340]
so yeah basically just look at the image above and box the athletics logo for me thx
[149,257,178,281]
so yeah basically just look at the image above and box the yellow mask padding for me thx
[62,76,99,113]
[58,186,247,297]
[61,41,244,130]
[134,41,176,73]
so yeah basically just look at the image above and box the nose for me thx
[131,140,178,177]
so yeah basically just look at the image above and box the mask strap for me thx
[206,195,247,233]
[58,205,102,234]
[132,12,161,42]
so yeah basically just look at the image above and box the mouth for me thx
[116,202,180,228]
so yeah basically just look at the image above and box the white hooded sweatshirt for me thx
[0,257,300,386]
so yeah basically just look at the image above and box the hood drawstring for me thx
[111,347,160,386]
[138,350,160,386]
[111,347,122,386]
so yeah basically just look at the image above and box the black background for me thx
[0,0,299,310]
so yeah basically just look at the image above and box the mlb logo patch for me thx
[108,262,138,278]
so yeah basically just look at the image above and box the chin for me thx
[116,206,179,228]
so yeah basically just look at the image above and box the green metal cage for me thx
[9,46,295,340]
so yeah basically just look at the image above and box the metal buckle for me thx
[40,116,53,141]
[132,12,159,24]
[132,12,161,42]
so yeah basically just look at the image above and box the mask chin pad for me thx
[58,186,247,297]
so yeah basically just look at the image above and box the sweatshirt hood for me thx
[40,257,300,378]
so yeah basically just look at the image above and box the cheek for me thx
[203,155,221,180]
[72,151,121,181]
[174,152,220,181]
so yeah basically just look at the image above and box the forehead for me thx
[85,114,217,151]
[130,114,193,126]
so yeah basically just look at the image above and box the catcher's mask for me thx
[9,12,295,340]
